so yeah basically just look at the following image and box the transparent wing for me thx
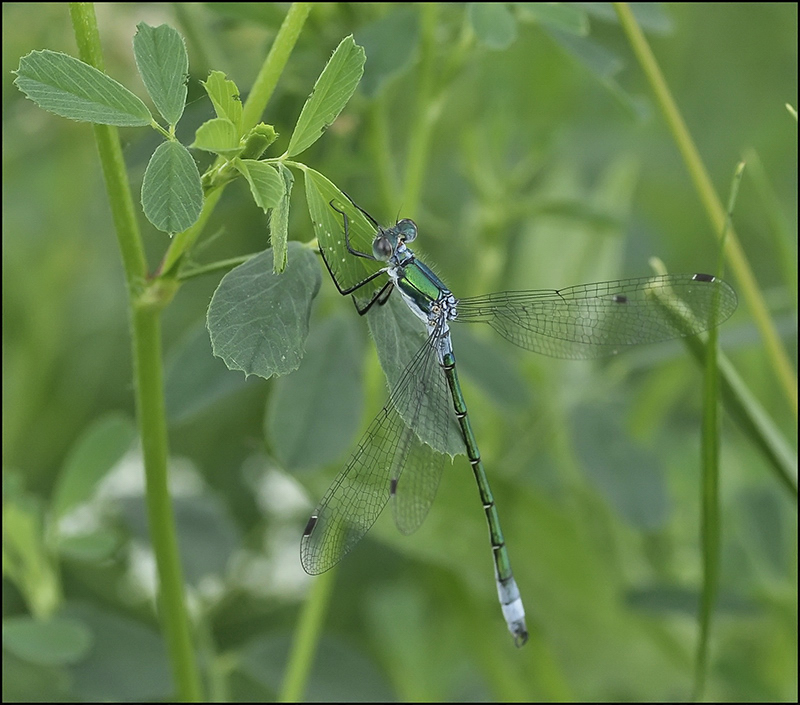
[390,322,454,536]
[455,273,737,359]
[391,424,447,536]
[300,320,457,574]
[369,293,465,457]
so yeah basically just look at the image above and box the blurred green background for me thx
[3,3,796,701]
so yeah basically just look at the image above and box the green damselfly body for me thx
[301,196,737,647]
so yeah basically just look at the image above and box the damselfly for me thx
[301,196,737,646]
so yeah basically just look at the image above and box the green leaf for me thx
[165,324,249,423]
[571,403,669,530]
[516,3,589,35]
[236,159,284,212]
[141,140,203,233]
[286,35,365,157]
[267,315,365,470]
[3,482,62,616]
[548,29,623,80]
[356,7,420,97]
[715,352,797,493]
[468,3,518,51]
[201,70,243,133]
[544,28,647,119]
[2,650,72,702]
[14,50,152,126]
[578,2,674,35]
[51,413,136,521]
[241,123,278,160]
[270,163,294,273]
[56,531,121,562]
[171,497,241,583]
[64,603,171,701]
[132,23,188,126]
[207,242,322,379]
[241,634,394,702]
[3,475,60,618]
[192,117,241,156]
[2,615,92,666]
[367,295,465,457]
[303,168,384,307]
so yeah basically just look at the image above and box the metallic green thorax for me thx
[394,258,449,317]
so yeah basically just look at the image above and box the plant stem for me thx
[160,188,224,276]
[402,2,439,217]
[368,95,400,214]
[68,3,147,289]
[694,163,741,702]
[278,568,336,702]
[614,2,798,419]
[177,254,259,281]
[69,3,202,700]
[242,2,313,131]
[742,148,798,302]
[133,302,202,701]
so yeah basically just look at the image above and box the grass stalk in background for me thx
[279,568,337,702]
[614,2,798,419]
[742,148,798,303]
[401,2,439,217]
[368,95,400,213]
[370,4,476,220]
[645,245,797,495]
[693,162,743,702]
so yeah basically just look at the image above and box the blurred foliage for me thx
[2,2,797,702]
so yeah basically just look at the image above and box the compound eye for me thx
[372,234,393,261]
[396,218,417,243]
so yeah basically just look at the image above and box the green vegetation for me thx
[3,3,796,701]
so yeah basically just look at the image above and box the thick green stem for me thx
[69,4,202,700]
[68,3,147,289]
[160,188,224,276]
[133,304,202,701]
[614,2,797,418]
[242,2,312,130]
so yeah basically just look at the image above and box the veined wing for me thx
[455,273,737,359]
[368,294,465,457]
[300,319,456,574]
[390,320,455,536]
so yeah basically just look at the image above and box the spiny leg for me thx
[329,200,376,261]
[353,279,394,316]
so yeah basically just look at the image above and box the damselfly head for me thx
[372,229,395,261]
[372,219,418,261]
